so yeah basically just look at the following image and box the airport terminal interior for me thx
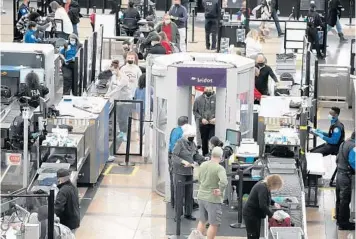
[0,0,355,238]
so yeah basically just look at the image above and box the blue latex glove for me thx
[315,129,322,134]
[31,133,39,138]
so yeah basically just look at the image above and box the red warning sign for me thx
[6,153,22,166]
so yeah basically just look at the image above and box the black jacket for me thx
[270,0,278,11]
[306,9,322,28]
[144,43,167,59]
[327,0,342,27]
[123,7,141,22]
[243,181,275,219]
[203,0,221,19]
[68,1,82,24]
[18,85,49,108]
[336,139,355,173]
[54,180,80,230]
[255,64,278,95]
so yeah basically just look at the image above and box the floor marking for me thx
[332,208,336,221]
[130,166,139,177]
[103,164,114,176]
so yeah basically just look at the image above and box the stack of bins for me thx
[275,53,297,76]
[266,156,305,237]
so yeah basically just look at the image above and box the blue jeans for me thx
[271,10,282,35]
[72,24,78,36]
[327,16,343,33]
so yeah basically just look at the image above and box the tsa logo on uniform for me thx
[191,77,213,84]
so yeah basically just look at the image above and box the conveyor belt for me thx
[266,169,306,237]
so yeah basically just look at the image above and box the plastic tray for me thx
[268,157,296,164]
[272,196,299,209]
[270,227,303,239]
[268,163,296,174]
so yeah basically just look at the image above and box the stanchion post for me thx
[237,169,244,224]
[48,190,55,239]
[346,0,355,26]
[119,116,135,166]
[189,9,197,43]
[175,180,183,235]
[86,0,90,15]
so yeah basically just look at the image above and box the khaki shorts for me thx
[198,200,222,225]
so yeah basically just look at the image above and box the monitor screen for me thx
[226,129,241,146]
[20,68,45,84]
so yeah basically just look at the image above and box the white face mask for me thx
[328,114,334,120]
[151,41,157,46]
[164,20,171,24]
[69,40,76,45]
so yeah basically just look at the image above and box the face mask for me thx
[174,3,180,6]
[69,40,76,45]
[205,91,213,97]
[127,60,134,64]
[328,114,334,121]
[188,137,195,142]
[257,63,265,68]
[123,47,129,51]
[164,20,171,24]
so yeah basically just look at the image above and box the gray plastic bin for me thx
[268,163,296,174]
[270,227,303,239]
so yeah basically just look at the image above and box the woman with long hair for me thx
[19,72,49,108]
[242,174,284,238]
[245,29,263,58]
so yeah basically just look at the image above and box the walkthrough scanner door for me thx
[148,53,255,200]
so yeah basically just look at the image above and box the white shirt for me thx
[245,38,262,58]
[120,64,142,98]
[55,7,73,34]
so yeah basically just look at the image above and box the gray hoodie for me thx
[193,93,216,123]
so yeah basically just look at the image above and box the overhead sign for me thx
[6,153,22,166]
[177,67,227,88]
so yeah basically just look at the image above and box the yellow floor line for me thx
[332,208,336,220]
[130,166,139,177]
[103,164,114,176]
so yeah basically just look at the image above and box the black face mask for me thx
[257,63,265,68]
[188,137,195,142]
[174,3,180,6]
[127,60,134,64]
[123,47,129,52]
[205,91,213,97]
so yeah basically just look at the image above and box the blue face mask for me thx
[328,114,337,123]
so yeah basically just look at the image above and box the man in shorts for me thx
[196,147,228,238]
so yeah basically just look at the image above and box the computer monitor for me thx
[20,68,45,84]
[225,128,241,147]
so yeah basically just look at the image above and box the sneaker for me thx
[108,155,116,162]
[184,215,196,221]
[278,33,285,37]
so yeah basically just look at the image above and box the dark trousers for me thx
[200,124,215,156]
[271,9,282,35]
[174,174,193,217]
[310,143,340,156]
[205,18,218,49]
[244,214,262,239]
[335,171,352,226]
[90,23,95,32]
[62,62,75,95]
[307,27,322,56]
[110,0,118,13]
[168,153,175,207]
[117,104,132,133]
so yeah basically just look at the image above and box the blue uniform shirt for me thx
[60,44,78,62]
[18,4,29,18]
[319,119,342,145]
[24,30,39,43]
[349,146,356,170]
[169,127,183,153]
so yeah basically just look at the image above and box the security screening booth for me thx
[147,53,256,237]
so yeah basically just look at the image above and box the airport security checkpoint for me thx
[0,0,355,238]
